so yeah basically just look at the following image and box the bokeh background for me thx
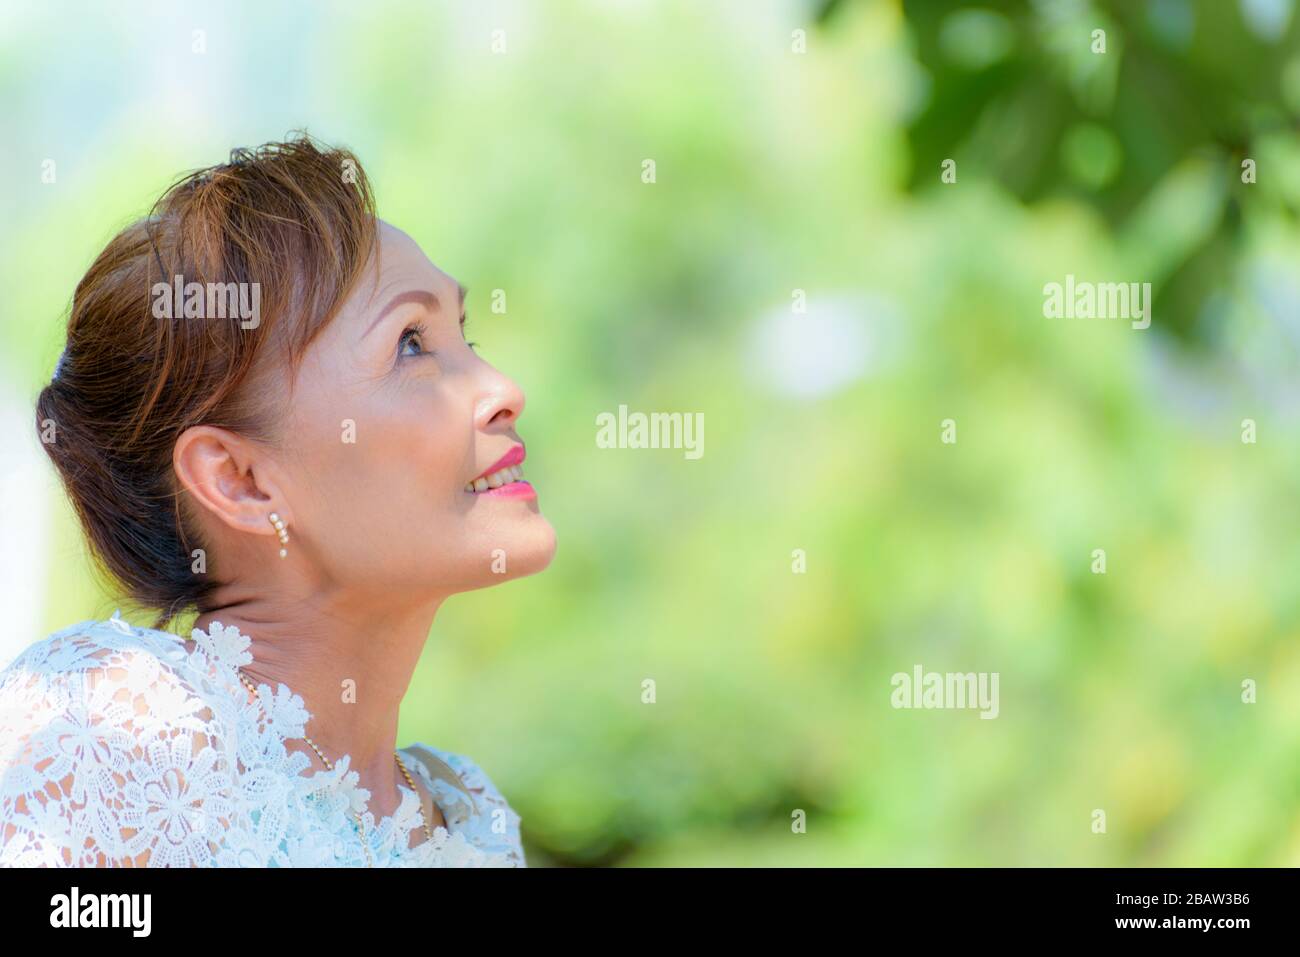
[2,0,1300,866]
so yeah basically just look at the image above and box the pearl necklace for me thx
[236,669,435,867]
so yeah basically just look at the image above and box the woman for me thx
[0,136,556,867]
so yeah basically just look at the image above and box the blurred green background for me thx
[2,0,1299,866]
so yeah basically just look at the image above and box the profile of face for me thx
[176,220,556,606]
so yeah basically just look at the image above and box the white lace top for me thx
[0,615,525,867]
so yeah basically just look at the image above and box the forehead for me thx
[349,220,460,318]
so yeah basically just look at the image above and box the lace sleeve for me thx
[0,629,235,867]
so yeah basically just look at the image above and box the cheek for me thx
[290,384,472,558]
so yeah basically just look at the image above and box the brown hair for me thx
[35,134,377,628]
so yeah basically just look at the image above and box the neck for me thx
[193,586,444,821]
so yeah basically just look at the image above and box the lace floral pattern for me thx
[0,615,525,868]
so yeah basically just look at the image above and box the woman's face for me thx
[273,220,555,597]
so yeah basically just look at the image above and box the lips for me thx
[464,443,532,494]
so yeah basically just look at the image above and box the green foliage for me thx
[820,0,1300,344]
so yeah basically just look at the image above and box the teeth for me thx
[464,465,524,493]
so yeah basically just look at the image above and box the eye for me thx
[398,323,429,358]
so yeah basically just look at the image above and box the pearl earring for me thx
[269,512,289,558]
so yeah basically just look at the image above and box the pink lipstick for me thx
[464,444,535,499]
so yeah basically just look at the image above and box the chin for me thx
[462,517,557,592]
[511,517,558,578]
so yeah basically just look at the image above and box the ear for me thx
[173,425,289,537]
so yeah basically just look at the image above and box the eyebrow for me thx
[362,283,466,339]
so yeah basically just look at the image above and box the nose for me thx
[475,365,526,431]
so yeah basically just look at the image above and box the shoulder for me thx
[405,743,526,867]
[0,616,232,740]
[0,617,239,867]
[3,615,193,679]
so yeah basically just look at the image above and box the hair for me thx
[35,134,378,628]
